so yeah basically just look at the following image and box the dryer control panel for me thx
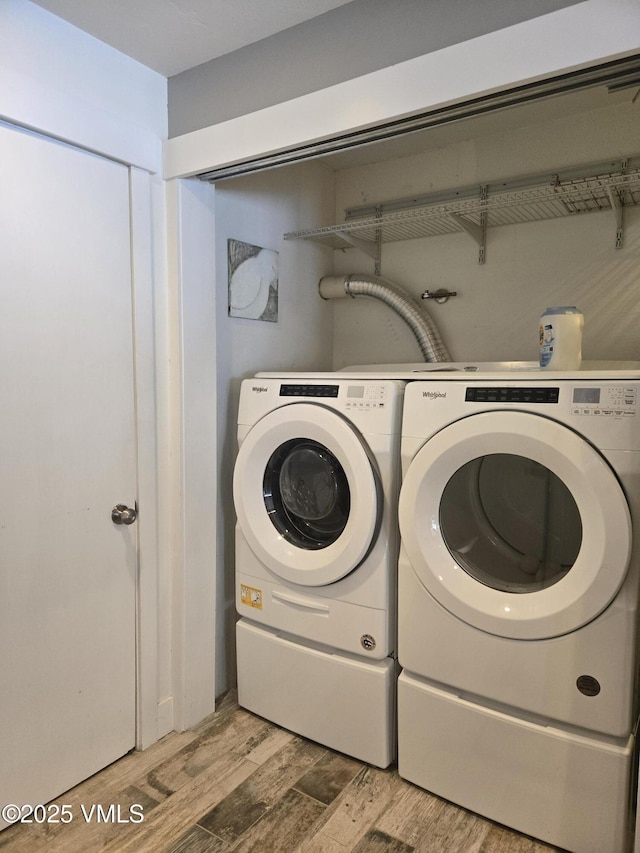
[571,385,637,417]
[465,387,559,404]
[462,384,637,417]
[402,378,640,451]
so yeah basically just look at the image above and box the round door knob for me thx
[112,504,137,525]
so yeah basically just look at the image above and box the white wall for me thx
[213,162,335,692]
[330,96,640,367]
[0,0,166,172]
[168,0,580,136]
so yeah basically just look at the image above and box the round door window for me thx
[398,410,632,639]
[263,438,350,549]
[233,402,382,586]
[440,453,582,593]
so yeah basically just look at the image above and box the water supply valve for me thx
[422,289,457,304]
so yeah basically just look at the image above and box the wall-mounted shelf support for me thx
[374,205,382,276]
[284,157,640,264]
[449,214,484,243]
[478,184,487,264]
[449,185,487,264]
[607,186,624,248]
[336,231,379,259]
[606,185,625,248]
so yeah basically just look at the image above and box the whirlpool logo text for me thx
[422,391,447,399]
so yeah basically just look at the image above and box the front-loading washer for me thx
[395,369,640,852]
[233,375,404,767]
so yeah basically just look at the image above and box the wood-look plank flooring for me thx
[0,690,565,852]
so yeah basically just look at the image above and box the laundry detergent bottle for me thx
[539,306,584,370]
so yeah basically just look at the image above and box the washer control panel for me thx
[279,384,339,398]
[278,382,387,408]
[344,384,387,410]
[571,385,637,417]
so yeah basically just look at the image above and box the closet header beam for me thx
[196,56,640,183]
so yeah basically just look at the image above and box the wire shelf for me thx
[284,159,640,259]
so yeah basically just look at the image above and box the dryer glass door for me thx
[234,402,381,586]
[439,453,582,594]
[399,411,632,639]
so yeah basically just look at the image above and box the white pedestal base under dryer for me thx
[397,371,640,852]
[398,673,634,853]
[233,376,404,768]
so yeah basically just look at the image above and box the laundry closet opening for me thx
[201,53,640,696]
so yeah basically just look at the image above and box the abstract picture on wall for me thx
[228,239,279,322]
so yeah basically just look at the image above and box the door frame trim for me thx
[165,178,218,731]
[130,167,162,748]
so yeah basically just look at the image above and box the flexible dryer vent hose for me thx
[319,274,451,362]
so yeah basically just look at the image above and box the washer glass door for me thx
[263,438,351,550]
[234,402,381,586]
[399,411,632,639]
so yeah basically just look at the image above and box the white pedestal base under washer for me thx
[233,376,404,768]
[397,371,640,852]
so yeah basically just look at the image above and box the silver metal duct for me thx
[319,274,451,362]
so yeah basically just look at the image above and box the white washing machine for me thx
[395,368,640,853]
[233,375,404,767]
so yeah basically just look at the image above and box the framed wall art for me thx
[228,239,278,322]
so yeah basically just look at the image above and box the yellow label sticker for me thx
[240,584,263,610]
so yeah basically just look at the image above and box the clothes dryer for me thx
[233,376,403,767]
[396,369,640,852]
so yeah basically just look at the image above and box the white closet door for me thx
[0,122,137,823]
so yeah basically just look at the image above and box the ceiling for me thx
[30,0,357,77]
